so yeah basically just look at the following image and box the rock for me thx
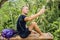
[0,31,53,40]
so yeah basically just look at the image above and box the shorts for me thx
[18,28,31,38]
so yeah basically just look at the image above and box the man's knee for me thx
[31,22,37,26]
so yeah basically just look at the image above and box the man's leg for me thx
[28,22,43,35]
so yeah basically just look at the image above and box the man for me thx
[17,5,45,38]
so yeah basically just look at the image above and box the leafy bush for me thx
[0,0,60,40]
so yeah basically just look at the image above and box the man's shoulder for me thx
[18,15,26,19]
[20,15,26,17]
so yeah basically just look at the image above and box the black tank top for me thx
[17,15,31,38]
[17,15,26,33]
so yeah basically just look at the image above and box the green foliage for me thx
[0,0,60,40]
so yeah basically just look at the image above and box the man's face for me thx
[22,6,29,15]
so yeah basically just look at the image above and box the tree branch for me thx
[0,0,8,8]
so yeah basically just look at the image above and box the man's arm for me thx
[24,6,46,21]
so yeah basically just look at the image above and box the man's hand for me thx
[38,6,45,14]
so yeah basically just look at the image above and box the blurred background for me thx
[0,0,60,40]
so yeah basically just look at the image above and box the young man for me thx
[17,5,45,38]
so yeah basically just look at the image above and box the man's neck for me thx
[22,13,26,16]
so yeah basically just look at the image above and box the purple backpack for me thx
[1,29,17,38]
